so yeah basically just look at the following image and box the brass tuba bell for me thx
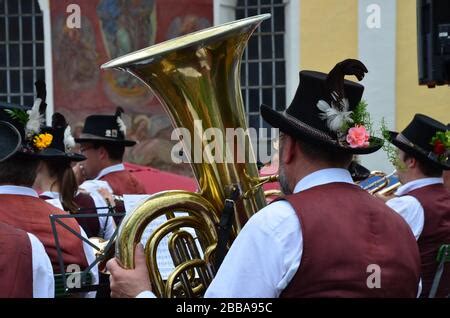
[101,14,273,297]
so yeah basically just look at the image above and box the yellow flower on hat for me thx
[33,133,53,150]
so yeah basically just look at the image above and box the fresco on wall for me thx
[51,0,212,175]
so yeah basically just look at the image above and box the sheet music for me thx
[123,195,203,279]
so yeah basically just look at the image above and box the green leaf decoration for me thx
[4,109,29,125]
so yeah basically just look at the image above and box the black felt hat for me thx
[0,121,22,162]
[0,81,48,158]
[261,59,383,154]
[39,113,86,162]
[388,114,450,170]
[75,107,135,146]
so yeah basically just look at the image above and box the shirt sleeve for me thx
[386,195,425,240]
[28,233,55,298]
[90,190,117,240]
[136,290,157,298]
[204,200,303,298]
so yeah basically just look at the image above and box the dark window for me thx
[0,0,45,106]
[236,0,286,138]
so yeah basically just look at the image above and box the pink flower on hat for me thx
[346,125,370,148]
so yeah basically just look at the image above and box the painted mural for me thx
[51,0,212,174]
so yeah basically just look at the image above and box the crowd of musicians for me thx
[0,59,449,299]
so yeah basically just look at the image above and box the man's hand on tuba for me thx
[107,244,152,298]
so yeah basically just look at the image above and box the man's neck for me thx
[99,161,122,171]
[290,161,346,190]
[399,170,434,185]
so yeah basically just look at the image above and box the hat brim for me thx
[75,136,136,147]
[0,121,22,162]
[38,148,86,162]
[388,131,450,170]
[260,104,383,155]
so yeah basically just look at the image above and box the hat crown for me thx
[400,114,448,152]
[81,114,126,140]
[286,70,364,137]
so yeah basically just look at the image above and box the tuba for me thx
[101,14,274,297]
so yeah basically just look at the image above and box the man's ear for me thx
[281,135,296,165]
[405,155,417,169]
[98,146,107,161]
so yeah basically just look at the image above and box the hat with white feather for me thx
[75,107,136,146]
[1,80,52,158]
[261,59,383,154]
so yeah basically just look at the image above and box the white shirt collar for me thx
[395,177,444,196]
[0,185,39,197]
[40,191,60,199]
[293,168,354,194]
[95,163,125,180]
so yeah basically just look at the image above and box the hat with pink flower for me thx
[260,59,383,154]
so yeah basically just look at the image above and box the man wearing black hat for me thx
[75,108,146,222]
[0,94,90,279]
[106,60,421,298]
[382,114,450,298]
[0,121,54,298]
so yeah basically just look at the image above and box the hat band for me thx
[79,133,122,140]
[284,112,337,144]
[395,133,439,162]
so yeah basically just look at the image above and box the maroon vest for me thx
[406,184,450,298]
[40,193,101,238]
[0,194,88,273]
[100,170,146,224]
[74,192,101,237]
[99,170,146,196]
[279,183,421,298]
[0,222,33,298]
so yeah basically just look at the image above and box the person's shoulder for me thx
[247,200,298,233]
[386,195,422,209]
[38,198,68,215]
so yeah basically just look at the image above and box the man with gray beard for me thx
[107,59,421,298]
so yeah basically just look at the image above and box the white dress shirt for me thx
[386,178,444,240]
[0,185,99,296]
[28,233,55,298]
[138,168,355,298]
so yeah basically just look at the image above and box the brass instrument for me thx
[89,236,114,273]
[361,170,401,195]
[101,14,274,297]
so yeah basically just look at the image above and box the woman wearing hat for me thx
[0,97,93,283]
[107,59,421,298]
[33,113,115,240]
[0,121,54,298]
[382,114,450,298]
